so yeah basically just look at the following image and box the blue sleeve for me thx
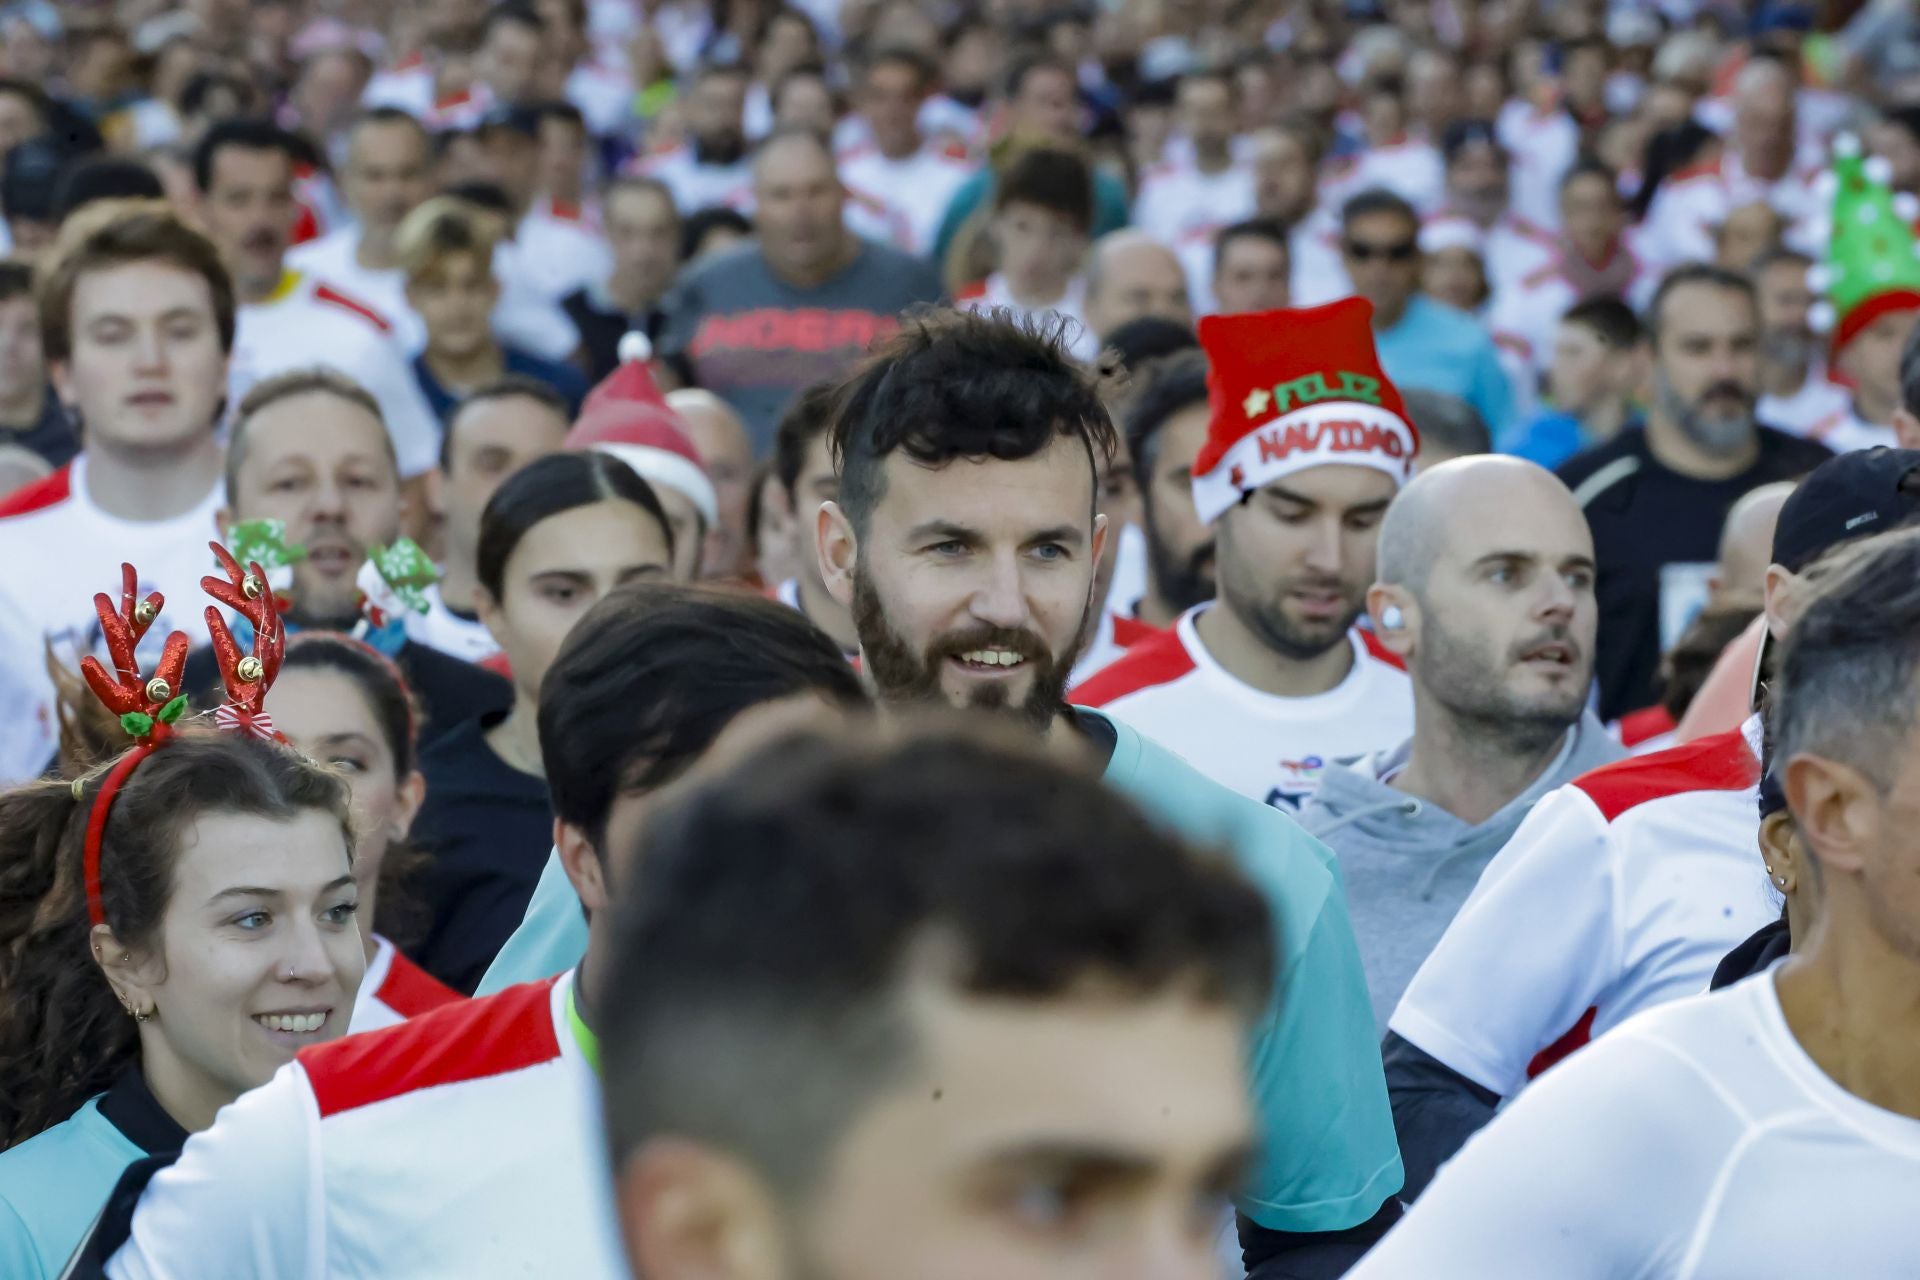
[475,848,589,996]
[0,1195,50,1280]
[1239,877,1405,1232]
[1468,340,1515,444]
[931,170,989,271]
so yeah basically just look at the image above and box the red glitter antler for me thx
[202,541,286,740]
[77,563,190,742]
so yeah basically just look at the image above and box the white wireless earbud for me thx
[1381,605,1405,630]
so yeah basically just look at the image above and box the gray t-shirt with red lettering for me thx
[658,239,945,453]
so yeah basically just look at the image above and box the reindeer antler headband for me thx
[77,544,288,929]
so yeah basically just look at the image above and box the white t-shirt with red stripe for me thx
[837,140,973,257]
[1389,718,1778,1099]
[348,935,462,1033]
[0,456,224,783]
[1073,605,1414,810]
[108,971,624,1279]
[231,271,441,478]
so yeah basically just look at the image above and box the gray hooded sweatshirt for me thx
[1298,711,1624,1030]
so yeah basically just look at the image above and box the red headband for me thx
[79,544,286,930]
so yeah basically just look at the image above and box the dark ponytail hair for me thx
[475,452,676,603]
[0,733,352,1147]
[281,634,430,944]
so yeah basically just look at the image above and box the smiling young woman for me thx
[0,730,364,1277]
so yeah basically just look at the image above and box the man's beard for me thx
[1759,326,1814,373]
[1419,617,1587,755]
[1662,370,1756,455]
[851,568,1088,732]
[1143,509,1215,615]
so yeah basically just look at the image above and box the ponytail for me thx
[0,777,135,1146]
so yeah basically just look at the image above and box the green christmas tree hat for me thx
[1807,134,1920,356]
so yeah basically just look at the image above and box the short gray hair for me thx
[1775,526,1920,794]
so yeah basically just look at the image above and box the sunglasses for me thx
[1344,239,1419,263]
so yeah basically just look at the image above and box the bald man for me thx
[1082,230,1194,342]
[1711,480,1793,612]
[667,387,754,579]
[1299,456,1624,1025]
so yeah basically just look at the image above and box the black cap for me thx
[1441,119,1502,165]
[1770,447,1920,572]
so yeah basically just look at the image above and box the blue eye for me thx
[322,902,358,927]
[234,911,270,930]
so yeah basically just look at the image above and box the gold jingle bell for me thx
[236,656,265,683]
[241,574,263,600]
[144,677,171,702]
[133,600,159,626]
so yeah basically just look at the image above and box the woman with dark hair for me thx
[267,633,461,1030]
[0,561,363,1276]
[406,450,676,992]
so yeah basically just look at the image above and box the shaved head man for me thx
[668,387,754,579]
[1299,456,1622,1022]
[1730,58,1797,183]
[1082,230,1192,340]
[1712,480,1793,612]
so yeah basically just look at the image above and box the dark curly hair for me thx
[828,308,1118,537]
[0,732,352,1147]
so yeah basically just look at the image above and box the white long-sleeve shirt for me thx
[1353,969,1920,1278]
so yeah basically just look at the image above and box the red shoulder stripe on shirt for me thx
[954,279,989,301]
[1667,158,1720,185]
[1616,704,1678,748]
[1526,1005,1596,1079]
[0,461,72,517]
[1109,613,1162,649]
[1358,626,1406,671]
[376,947,463,1018]
[1571,725,1758,823]
[1072,626,1198,706]
[313,284,393,334]
[303,976,560,1118]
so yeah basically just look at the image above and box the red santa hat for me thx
[564,332,720,525]
[1190,298,1419,525]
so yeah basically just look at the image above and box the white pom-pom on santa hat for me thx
[1866,155,1896,186]
[1805,263,1833,293]
[1834,133,1862,159]
[617,330,653,364]
[1813,171,1840,200]
[1808,300,1837,333]
[1896,192,1920,223]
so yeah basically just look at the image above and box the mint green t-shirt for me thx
[0,1097,141,1278]
[477,711,1404,1232]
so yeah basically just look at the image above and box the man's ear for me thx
[215,506,233,539]
[1366,583,1416,657]
[392,770,427,843]
[615,1139,785,1280]
[1783,752,1878,878]
[556,817,611,915]
[48,359,74,412]
[1762,563,1797,641]
[817,500,857,609]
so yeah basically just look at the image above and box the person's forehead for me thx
[755,140,834,185]
[1222,235,1285,264]
[875,440,1094,523]
[353,121,426,162]
[1259,461,1398,504]
[1348,210,1416,239]
[456,395,567,447]
[1661,283,1756,331]
[71,261,215,319]
[271,665,386,740]
[174,807,350,897]
[244,394,392,472]
[212,145,293,185]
